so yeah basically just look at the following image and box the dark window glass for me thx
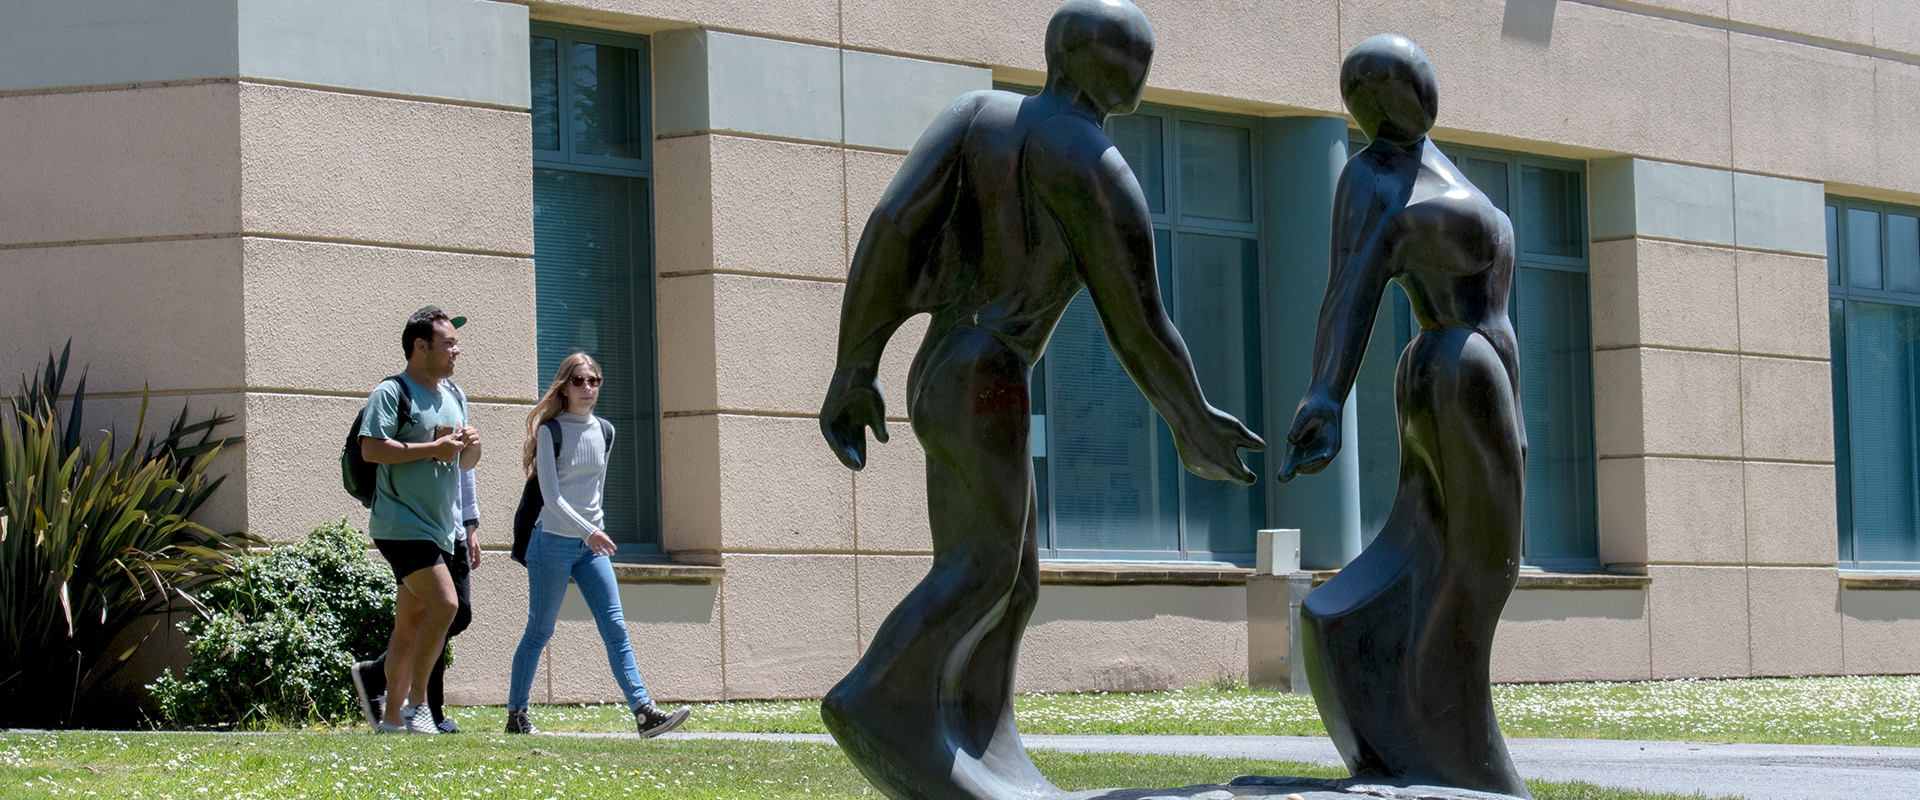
[1848,208,1883,290]
[531,37,560,152]
[533,169,658,549]
[571,42,645,160]
[1888,214,1920,294]
[1109,113,1165,214]
[1521,164,1583,259]
[1178,120,1252,222]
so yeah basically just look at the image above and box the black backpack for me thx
[511,415,614,565]
[341,375,465,509]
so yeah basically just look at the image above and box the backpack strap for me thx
[385,374,414,434]
[597,417,614,454]
[543,417,564,459]
[446,379,468,420]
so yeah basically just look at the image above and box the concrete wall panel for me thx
[238,0,530,108]
[1647,565,1751,678]
[720,553,858,698]
[1864,59,1920,199]
[1729,1,1875,56]
[709,135,847,280]
[845,149,908,256]
[0,83,240,246]
[656,273,719,414]
[1020,583,1247,693]
[712,275,842,415]
[1590,158,1736,246]
[653,134,714,275]
[1595,457,1650,567]
[1342,1,1732,166]
[1492,588,1651,683]
[546,580,724,702]
[660,413,721,554]
[238,82,533,255]
[0,0,238,93]
[1593,348,1743,459]
[0,239,243,395]
[1642,458,1747,565]
[1736,251,1832,361]
[716,414,854,553]
[1728,33,1877,189]
[239,237,537,400]
[1739,355,1834,463]
[1841,588,1920,674]
[853,421,934,554]
[654,31,841,142]
[1747,567,1844,676]
[1589,238,1739,352]
[842,50,993,152]
[534,0,840,44]
[1732,172,1828,257]
[1744,461,1840,566]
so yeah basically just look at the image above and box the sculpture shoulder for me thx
[1021,112,1116,191]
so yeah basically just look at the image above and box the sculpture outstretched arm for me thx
[1028,116,1264,486]
[1279,170,1394,482]
[822,94,980,470]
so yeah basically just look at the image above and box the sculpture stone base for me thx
[1060,775,1528,800]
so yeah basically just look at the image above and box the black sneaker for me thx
[504,708,538,734]
[350,661,382,728]
[634,703,689,738]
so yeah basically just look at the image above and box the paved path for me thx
[669,732,1920,800]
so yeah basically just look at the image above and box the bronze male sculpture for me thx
[1278,34,1531,799]
[818,2,1263,798]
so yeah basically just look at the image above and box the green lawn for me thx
[504,675,1920,747]
[1,732,1734,800]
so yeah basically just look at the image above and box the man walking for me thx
[355,306,481,733]
[351,467,481,732]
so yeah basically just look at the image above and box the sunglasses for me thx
[569,376,603,388]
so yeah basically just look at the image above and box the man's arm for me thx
[1026,116,1263,484]
[360,435,462,464]
[821,92,982,470]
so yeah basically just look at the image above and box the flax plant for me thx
[0,344,259,728]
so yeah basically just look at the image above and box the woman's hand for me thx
[587,530,617,558]
[1279,393,1344,483]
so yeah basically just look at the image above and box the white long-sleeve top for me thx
[455,468,479,543]
[534,412,608,540]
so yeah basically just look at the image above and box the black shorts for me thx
[373,537,452,582]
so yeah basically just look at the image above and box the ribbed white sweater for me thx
[534,412,609,540]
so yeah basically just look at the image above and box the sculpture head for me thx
[1044,0,1154,116]
[1341,34,1438,147]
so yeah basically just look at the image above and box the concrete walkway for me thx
[668,732,1920,800]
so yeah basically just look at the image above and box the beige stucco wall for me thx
[9,0,1920,708]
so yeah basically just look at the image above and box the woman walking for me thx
[504,352,689,737]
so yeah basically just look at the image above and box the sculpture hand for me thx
[820,368,890,471]
[1278,394,1342,482]
[1175,407,1266,486]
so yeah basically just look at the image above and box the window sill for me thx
[1839,572,1920,591]
[608,562,725,584]
[1035,565,1649,589]
[1039,562,1253,586]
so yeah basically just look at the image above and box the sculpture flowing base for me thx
[822,326,1057,800]
[1297,329,1530,799]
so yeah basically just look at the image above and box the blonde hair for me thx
[523,352,603,477]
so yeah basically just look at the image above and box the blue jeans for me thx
[507,528,653,711]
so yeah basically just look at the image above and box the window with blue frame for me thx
[1351,139,1599,571]
[1030,104,1266,562]
[530,25,661,555]
[1828,197,1920,567]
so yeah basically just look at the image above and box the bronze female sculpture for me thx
[1278,34,1531,799]
[817,2,1263,798]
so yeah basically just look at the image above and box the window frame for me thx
[529,22,664,559]
[1828,194,1920,570]
[1029,101,1266,564]
[1347,134,1602,572]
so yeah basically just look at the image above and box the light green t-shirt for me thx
[359,373,466,552]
